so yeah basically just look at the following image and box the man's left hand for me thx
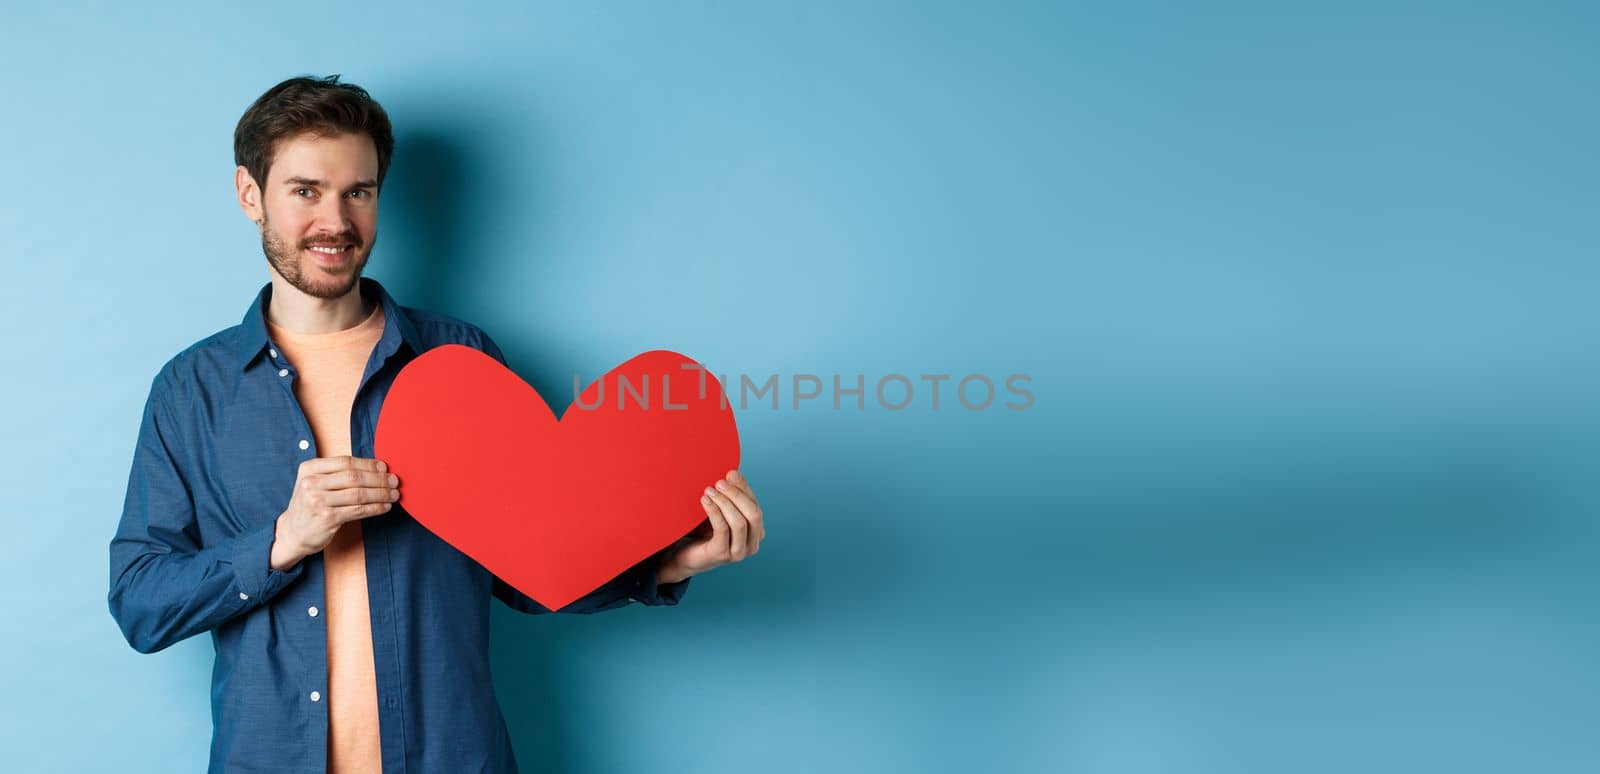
[656,469,764,584]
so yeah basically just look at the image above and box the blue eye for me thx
[295,188,314,198]
[348,190,369,199]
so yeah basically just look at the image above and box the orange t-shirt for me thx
[267,298,386,774]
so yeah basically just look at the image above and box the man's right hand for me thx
[270,456,401,571]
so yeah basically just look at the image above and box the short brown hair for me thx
[234,74,395,191]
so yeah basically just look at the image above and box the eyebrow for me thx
[282,176,378,191]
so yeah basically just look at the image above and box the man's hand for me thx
[270,456,401,571]
[657,469,764,584]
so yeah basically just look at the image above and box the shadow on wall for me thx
[377,128,480,320]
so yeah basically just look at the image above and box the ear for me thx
[235,165,264,224]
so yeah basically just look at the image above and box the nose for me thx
[310,194,356,240]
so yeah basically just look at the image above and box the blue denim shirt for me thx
[107,276,689,773]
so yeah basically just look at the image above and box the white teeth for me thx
[308,246,347,254]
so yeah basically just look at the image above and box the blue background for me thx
[2,1,1597,772]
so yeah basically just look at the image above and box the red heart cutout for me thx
[375,345,740,610]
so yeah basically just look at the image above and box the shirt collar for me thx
[234,276,423,371]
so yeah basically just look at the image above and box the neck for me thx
[266,274,373,334]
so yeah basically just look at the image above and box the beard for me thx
[258,206,373,300]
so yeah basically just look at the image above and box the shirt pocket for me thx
[211,412,299,538]
[220,477,292,533]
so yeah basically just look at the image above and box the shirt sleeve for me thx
[471,328,693,615]
[107,371,305,654]
[492,550,691,615]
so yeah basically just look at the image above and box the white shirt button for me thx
[308,605,319,617]
[278,368,289,377]
[270,349,278,358]
[299,439,310,450]
[238,592,249,600]
[310,691,321,702]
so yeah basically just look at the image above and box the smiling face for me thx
[236,131,380,300]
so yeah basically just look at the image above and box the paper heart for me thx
[375,345,740,610]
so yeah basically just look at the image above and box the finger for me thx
[727,469,757,504]
[699,491,731,557]
[321,468,399,491]
[324,486,402,507]
[706,485,748,560]
[302,455,386,476]
[333,500,394,523]
[713,479,762,546]
[724,478,764,555]
[301,455,360,475]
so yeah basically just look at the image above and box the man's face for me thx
[241,132,380,299]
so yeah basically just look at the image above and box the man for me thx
[107,74,764,773]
